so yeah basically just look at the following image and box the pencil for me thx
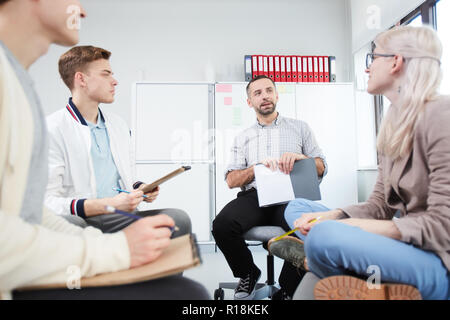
[113,187,149,198]
[273,216,322,241]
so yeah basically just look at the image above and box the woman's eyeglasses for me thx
[366,53,396,69]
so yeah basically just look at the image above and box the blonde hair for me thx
[375,26,442,159]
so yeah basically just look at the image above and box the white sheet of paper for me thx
[254,164,295,207]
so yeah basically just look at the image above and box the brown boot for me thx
[314,275,422,300]
[268,236,306,270]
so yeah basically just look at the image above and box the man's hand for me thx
[226,166,255,189]
[123,214,175,268]
[110,190,143,212]
[138,185,160,203]
[278,152,307,174]
[261,157,279,171]
[261,153,307,173]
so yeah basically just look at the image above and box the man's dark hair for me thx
[0,0,11,5]
[246,75,276,96]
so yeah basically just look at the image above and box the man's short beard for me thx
[256,103,276,116]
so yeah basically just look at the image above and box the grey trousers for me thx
[71,208,193,236]
[292,272,321,300]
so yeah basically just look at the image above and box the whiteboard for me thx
[136,163,213,242]
[132,82,358,242]
[296,83,358,209]
[134,83,213,162]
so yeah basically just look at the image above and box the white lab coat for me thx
[45,107,135,216]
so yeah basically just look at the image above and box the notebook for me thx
[17,234,201,290]
[254,158,321,207]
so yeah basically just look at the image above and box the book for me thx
[17,234,201,290]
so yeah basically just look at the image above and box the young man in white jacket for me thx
[0,0,208,300]
[45,45,192,235]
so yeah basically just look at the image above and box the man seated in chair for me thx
[212,75,327,300]
[45,45,191,235]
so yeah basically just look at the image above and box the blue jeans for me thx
[284,198,450,300]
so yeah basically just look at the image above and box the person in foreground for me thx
[268,25,450,300]
[0,0,209,300]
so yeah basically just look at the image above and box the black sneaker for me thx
[234,269,261,300]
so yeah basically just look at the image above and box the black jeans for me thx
[212,188,304,296]
[12,274,210,300]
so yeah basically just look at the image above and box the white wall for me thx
[351,0,425,53]
[29,0,352,125]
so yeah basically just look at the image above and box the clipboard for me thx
[141,166,191,193]
[17,234,201,290]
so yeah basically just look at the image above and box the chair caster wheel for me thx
[214,288,225,300]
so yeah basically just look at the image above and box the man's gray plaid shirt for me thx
[225,114,328,191]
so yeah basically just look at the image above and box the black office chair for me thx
[214,226,286,300]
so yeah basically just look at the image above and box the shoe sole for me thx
[268,235,304,249]
[268,236,306,269]
[314,276,422,300]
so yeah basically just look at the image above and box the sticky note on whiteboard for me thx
[232,107,242,126]
[224,97,233,106]
[216,84,233,93]
[284,85,295,94]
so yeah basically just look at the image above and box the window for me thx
[354,44,378,169]
[408,14,423,27]
[353,1,440,168]
[436,0,450,94]
[379,11,422,122]
[382,95,390,118]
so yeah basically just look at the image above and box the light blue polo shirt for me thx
[86,114,121,199]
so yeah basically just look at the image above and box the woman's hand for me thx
[293,209,344,236]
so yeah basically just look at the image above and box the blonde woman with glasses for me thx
[268,26,450,300]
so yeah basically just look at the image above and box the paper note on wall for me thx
[216,84,233,93]
[277,85,295,94]
[224,97,233,106]
[284,85,295,94]
[232,107,242,126]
